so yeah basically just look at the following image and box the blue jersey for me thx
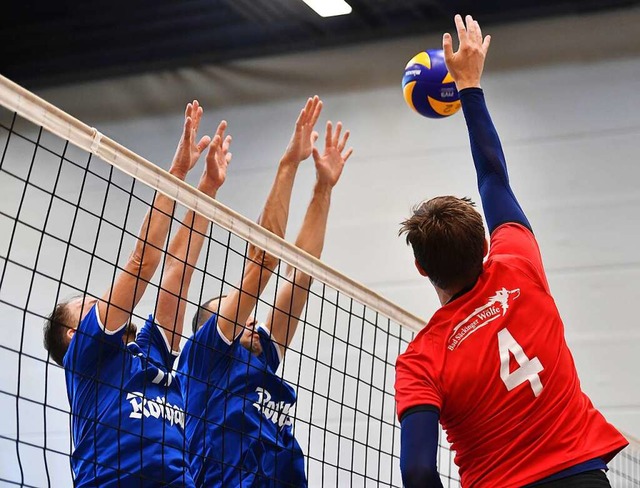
[177,316,306,487]
[64,305,195,487]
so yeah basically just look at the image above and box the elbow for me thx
[248,246,279,271]
[127,251,159,280]
[401,461,441,488]
[288,267,313,289]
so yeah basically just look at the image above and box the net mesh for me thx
[0,83,439,487]
[0,76,638,488]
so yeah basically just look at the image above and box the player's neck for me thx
[435,287,453,306]
[435,280,478,306]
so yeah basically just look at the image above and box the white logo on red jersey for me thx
[447,288,521,351]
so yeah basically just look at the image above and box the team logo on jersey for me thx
[447,288,521,351]
[253,387,294,429]
[126,392,185,430]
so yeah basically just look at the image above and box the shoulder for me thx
[255,323,283,371]
[397,327,442,375]
[64,304,124,369]
[490,222,536,251]
[485,252,548,294]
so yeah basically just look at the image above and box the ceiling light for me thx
[301,0,352,17]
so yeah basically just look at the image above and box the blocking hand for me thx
[442,14,491,91]
[202,121,232,193]
[170,100,212,180]
[283,96,323,165]
[313,121,353,188]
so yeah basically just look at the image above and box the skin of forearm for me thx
[257,159,300,238]
[294,182,332,259]
[156,178,217,348]
[128,167,186,279]
[161,178,218,299]
[267,183,332,350]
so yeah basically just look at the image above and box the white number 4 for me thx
[498,328,544,397]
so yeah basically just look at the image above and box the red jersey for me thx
[395,223,627,488]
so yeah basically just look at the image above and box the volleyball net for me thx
[0,74,637,488]
[0,75,441,487]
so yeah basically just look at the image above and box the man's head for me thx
[192,296,264,356]
[43,296,137,366]
[399,196,486,291]
[238,319,263,356]
[192,295,227,334]
[43,296,96,366]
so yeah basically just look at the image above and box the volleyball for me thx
[402,49,461,119]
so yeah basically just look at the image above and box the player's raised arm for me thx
[267,120,352,355]
[155,114,230,352]
[214,96,324,342]
[443,14,530,234]
[98,101,209,331]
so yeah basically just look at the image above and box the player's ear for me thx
[414,259,429,277]
[66,327,76,340]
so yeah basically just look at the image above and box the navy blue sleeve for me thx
[459,88,531,234]
[400,408,444,488]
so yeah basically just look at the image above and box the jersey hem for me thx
[94,304,128,336]
[151,318,180,355]
[484,440,628,488]
[489,221,533,238]
[257,323,283,363]
[216,323,234,346]
[399,404,440,422]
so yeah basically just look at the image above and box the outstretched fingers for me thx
[294,108,306,130]
[325,121,333,148]
[215,120,228,139]
[483,34,492,54]
[454,14,467,44]
[223,134,232,153]
[191,100,200,127]
[337,129,350,151]
[296,97,313,127]
[183,114,194,146]
[196,135,212,154]
[209,134,221,152]
[332,122,343,148]
[443,32,454,61]
[310,96,323,126]
[467,17,483,45]
[295,95,322,130]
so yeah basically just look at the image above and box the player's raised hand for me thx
[313,121,352,188]
[202,120,232,194]
[443,14,491,91]
[283,96,323,165]
[170,100,212,180]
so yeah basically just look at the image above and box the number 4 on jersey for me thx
[498,328,544,397]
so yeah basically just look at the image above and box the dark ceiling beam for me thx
[2,0,639,88]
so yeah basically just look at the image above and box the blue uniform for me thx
[177,315,306,487]
[64,305,195,487]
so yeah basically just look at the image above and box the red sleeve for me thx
[395,337,443,421]
[489,223,550,293]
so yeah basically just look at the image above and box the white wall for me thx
[1,5,640,486]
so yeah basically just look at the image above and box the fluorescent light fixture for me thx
[301,0,352,17]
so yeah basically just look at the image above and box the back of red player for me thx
[395,14,627,488]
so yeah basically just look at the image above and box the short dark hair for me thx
[43,300,73,366]
[399,196,485,290]
[192,295,227,334]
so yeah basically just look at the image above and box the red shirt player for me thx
[395,15,628,488]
